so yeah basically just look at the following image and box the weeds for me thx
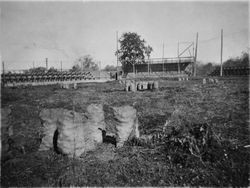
[1,77,249,186]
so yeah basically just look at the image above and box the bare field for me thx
[1,77,249,186]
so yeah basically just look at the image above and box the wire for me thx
[199,28,248,44]
[199,36,220,43]
[224,28,248,37]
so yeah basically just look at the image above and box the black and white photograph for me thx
[0,0,249,187]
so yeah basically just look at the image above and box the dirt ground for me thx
[1,76,249,186]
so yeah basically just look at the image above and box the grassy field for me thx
[1,77,249,186]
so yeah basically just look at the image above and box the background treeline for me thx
[196,51,249,76]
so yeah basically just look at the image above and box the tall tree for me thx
[116,32,153,68]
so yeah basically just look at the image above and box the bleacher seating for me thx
[123,62,191,74]
[1,70,96,85]
[122,56,193,78]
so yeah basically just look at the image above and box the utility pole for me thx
[148,56,150,75]
[99,61,101,79]
[177,42,180,74]
[45,58,48,70]
[192,42,195,57]
[220,29,223,77]
[177,42,179,57]
[2,61,5,87]
[116,31,119,80]
[194,32,199,77]
[162,43,165,75]
[192,42,195,75]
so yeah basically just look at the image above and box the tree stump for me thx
[153,81,159,89]
[73,82,78,89]
[203,78,206,84]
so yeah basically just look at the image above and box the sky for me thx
[0,1,249,71]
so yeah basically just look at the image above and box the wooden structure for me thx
[1,71,96,86]
[123,56,194,76]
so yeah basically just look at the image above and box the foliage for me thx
[71,64,81,72]
[197,51,249,76]
[47,67,60,73]
[196,62,216,76]
[145,45,153,59]
[116,32,153,67]
[1,77,249,187]
[223,51,249,67]
[73,55,99,71]
[103,65,117,71]
[25,67,47,74]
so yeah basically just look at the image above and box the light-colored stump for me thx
[142,81,148,90]
[125,81,136,92]
[136,82,141,91]
[73,82,78,89]
[130,82,136,92]
[202,78,206,84]
[208,78,214,83]
[153,81,159,89]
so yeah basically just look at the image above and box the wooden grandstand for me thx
[122,40,197,78]
[1,70,96,86]
[123,56,194,78]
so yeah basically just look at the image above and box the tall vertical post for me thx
[162,43,165,75]
[220,29,223,77]
[177,42,179,57]
[148,57,150,75]
[2,61,5,87]
[99,61,101,79]
[177,42,180,74]
[2,61,4,74]
[116,31,119,80]
[192,42,194,57]
[45,58,48,70]
[194,32,199,77]
[192,42,194,76]
[192,42,195,58]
